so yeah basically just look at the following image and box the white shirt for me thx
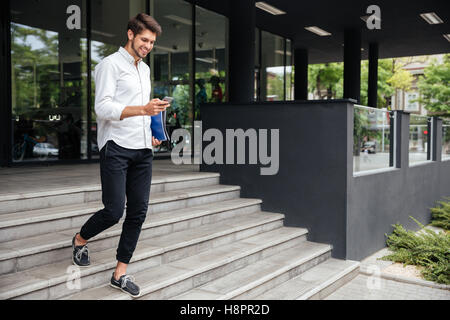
[94,46,152,151]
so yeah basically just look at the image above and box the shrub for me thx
[381,217,450,284]
[430,198,450,231]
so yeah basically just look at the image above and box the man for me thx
[71,13,169,298]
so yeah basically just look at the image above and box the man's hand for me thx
[152,136,162,146]
[143,99,170,116]
[119,99,170,120]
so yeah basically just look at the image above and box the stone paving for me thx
[325,274,450,300]
[326,246,450,300]
[0,159,199,196]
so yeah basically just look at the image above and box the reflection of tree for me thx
[267,72,284,100]
[11,23,59,115]
[172,83,191,127]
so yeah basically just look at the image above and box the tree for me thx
[360,59,396,108]
[308,63,343,99]
[416,54,450,117]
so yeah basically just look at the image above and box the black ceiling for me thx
[194,0,450,64]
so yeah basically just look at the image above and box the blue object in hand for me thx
[150,109,170,141]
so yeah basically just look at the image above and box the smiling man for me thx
[71,13,169,298]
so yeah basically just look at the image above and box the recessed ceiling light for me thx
[255,2,286,15]
[360,15,381,23]
[165,15,199,26]
[154,45,178,53]
[305,26,331,36]
[275,50,291,56]
[420,12,443,24]
[444,34,450,42]
[195,57,218,64]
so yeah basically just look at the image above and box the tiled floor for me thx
[0,159,199,196]
[325,274,450,300]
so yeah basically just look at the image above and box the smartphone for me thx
[163,96,174,104]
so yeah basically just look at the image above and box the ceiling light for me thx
[154,45,178,53]
[275,50,291,56]
[255,2,286,15]
[165,15,199,26]
[444,34,450,42]
[360,15,381,23]
[420,12,443,24]
[305,26,331,36]
[195,57,218,64]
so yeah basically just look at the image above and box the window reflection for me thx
[261,31,284,101]
[195,5,227,121]
[11,0,88,162]
[90,0,147,158]
[151,0,193,155]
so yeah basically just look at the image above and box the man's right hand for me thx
[143,98,170,116]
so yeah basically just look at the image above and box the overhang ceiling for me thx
[196,0,450,64]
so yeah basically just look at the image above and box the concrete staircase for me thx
[0,171,359,300]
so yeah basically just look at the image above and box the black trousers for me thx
[80,140,153,264]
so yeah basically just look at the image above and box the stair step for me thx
[0,172,220,214]
[252,258,360,300]
[0,200,267,275]
[0,184,242,243]
[170,241,333,300]
[64,227,308,300]
[0,212,290,299]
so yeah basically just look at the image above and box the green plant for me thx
[430,198,450,231]
[380,217,450,284]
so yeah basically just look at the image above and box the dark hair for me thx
[127,13,162,37]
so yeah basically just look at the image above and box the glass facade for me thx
[90,0,147,159]
[6,1,293,164]
[256,29,293,102]
[11,0,88,162]
[150,0,193,155]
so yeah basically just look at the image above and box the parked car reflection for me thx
[33,142,59,157]
[361,141,376,154]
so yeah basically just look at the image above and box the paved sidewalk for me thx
[325,274,450,300]
[326,245,450,300]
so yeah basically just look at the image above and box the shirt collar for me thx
[118,46,141,65]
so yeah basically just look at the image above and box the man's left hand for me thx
[152,136,161,146]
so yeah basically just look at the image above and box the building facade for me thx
[1,0,293,166]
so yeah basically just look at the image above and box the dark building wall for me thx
[200,101,450,261]
[200,100,354,259]
[348,161,450,260]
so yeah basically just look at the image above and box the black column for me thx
[0,0,11,166]
[343,28,361,103]
[229,0,255,103]
[294,48,308,100]
[368,43,378,108]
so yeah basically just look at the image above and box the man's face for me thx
[128,29,156,59]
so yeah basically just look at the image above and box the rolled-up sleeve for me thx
[94,60,126,121]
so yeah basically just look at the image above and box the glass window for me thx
[261,31,284,101]
[254,28,260,101]
[409,115,431,165]
[442,119,450,161]
[90,0,147,158]
[11,0,88,162]
[195,5,227,121]
[285,39,293,100]
[405,92,419,112]
[353,105,393,173]
[151,0,192,155]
